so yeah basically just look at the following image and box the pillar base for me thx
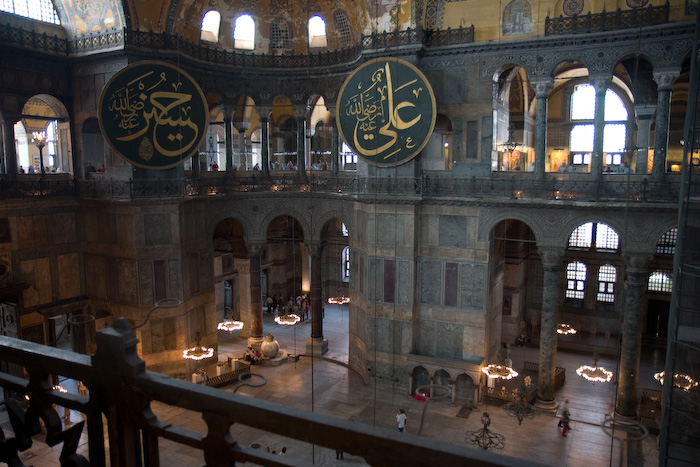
[534,396,558,413]
[612,411,639,425]
[247,336,264,350]
[305,336,328,356]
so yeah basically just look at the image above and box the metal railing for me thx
[545,2,669,36]
[1,173,683,204]
[0,319,535,467]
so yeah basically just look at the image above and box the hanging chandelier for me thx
[182,332,214,360]
[577,354,612,383]
[482,364,518,380]
[275,313,301,326]
[217,320,244,332]
[328,296,350,305]
[502,386,540,425]
[654,371,698,392]
[556,323,577,335]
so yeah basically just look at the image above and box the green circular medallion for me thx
[99,61,209,169]
[336,57,436,167]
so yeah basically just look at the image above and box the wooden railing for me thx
[0,318,535,466]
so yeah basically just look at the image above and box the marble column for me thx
[531,78,553,180]
[306,245,328,355]
[224,106,234,174]
[2,117,19,179]
[246,244,264,348]
[652,70,679,182]
[616,253,652,419]
[330,116,339,175]
[236,259,252,338]
[590,76,611,180]
[634,104,656,174]
[234,123,250,170]
[535,247,564,408]
[255,106,271,176]
[296,116,306,177]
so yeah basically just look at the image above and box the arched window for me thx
[655,228,677,255]
[1,0,60,24]
[342,223,348,236]
[270,18,291,52]
[566,261,586,299]
[597,264,616,303]
[308,15,327,48]
[234,14,255,50]
[648,270,673,293]
[342,246,350,281]
[569,84,628,169]
[568,222,619,251]
[200,10,221,42]
[334,10,352,47]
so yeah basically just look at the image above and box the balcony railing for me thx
[0,173,684,204]
[545,2,669,36]
[0,23,474,63]
[0,319,532,467]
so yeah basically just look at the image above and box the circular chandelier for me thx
[328,296,350,305]
[275,314,301,326]
[182,332,214,360]
[482,364,518,380]
[465,412,505,451]
[556,323,577,335]
[576,364,613,383]
[217,320,244,332]
[654,371,698,392]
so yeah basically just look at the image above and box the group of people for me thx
[266,294,311,322]
[244,346,263,365]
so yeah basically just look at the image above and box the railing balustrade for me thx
[0,319,533,467]
[545,2,669,36]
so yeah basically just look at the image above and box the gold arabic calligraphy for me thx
[107,70,200,159]
[344,63,423,160]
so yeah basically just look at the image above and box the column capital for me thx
[233,121,250,133]
[653,70,680,91]
[623,252,653,275]
[293,105,309,119]
[530,77,553,97]
[246,242,265,256]
[537,246,565,269]
[589,74,612,93]
[256,106,272,120]
[634,103,657,119]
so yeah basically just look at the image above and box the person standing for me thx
[558,399,569,427]
[396,408,407,432]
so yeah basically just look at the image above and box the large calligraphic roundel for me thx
[99,61,209,169]
[336,57,436,167]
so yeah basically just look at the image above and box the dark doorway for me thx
[646,299,670,338]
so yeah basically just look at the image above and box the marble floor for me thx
[1,304,664,466]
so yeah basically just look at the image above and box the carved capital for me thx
[531,77,553,98]
[589,74,612,94]
[246,243,265,256]
[623,252,653,276]
[653,70,679,91]
[537,246,565,269]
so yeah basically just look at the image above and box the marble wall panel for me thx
[117,259,138,305]
[368,257,380,302]
[436,322,462,359]
[397,260,413,306]
[139,260,154,305]
[439,215,467,248]
[419,260,441,305]
[144,213,172,246]
[17,216,47,249]
[150,317,177,354]
[85,255,107,299]
[0,218,11,244]
[57,253,81,300]
[460,263,486,309]
[168,258,182,301]
[377,213,397,246]
[20,257,51,307]
[417,319,437,355]
[51,212,77,244]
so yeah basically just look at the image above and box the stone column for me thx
[234,122,250,171]
[652,70,679,182]
[257,106,271,176]
[296,115,307,177]
[590,76,611,180]
[224,105,235,174]
[306,244,328,355]
[246,243,265,348]
[535,247,564,409]
[616,253,652,419]
[531,77,553,180]
[235,259,251,338]
[634,104,656,174]
[330,116,340,175]
[1,117,19,180]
